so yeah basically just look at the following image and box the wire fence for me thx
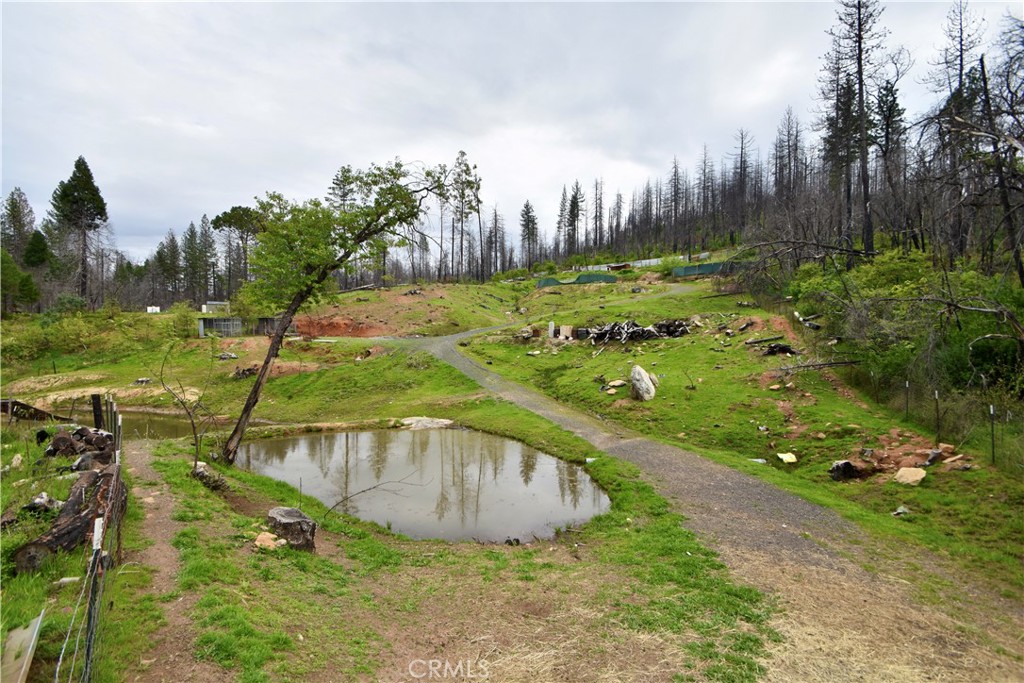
[848,368,1024,473]
[51,395,124,683]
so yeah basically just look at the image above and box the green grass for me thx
[462,282,1024,598]
[6,273,1017,679]
[149,398,777,682]
[0,431,162,682]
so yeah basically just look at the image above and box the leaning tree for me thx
[221,158,451,464]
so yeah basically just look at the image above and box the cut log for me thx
[12,465,126,574]
[49,431,74,455]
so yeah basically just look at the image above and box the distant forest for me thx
[2,0,1021,313]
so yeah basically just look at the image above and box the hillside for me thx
[1,273,1021,682]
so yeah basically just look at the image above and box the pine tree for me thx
[155,229,182,300]
[212,205,260,284]
[519,200,538,270]
[181,221,204,306]
[23,230,51,268]
[555,186,568,259]
[567,181,584,256]
[1,187,35,265]
[49,156,108,301]
[828,0,888,255]
[199,214,218,300]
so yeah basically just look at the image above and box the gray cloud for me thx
[3,1,1019,261]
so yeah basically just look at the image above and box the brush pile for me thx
[588,319,692,344]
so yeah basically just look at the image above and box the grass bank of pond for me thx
[141,398,778,682]
[1,394,778,682]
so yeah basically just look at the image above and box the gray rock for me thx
[629,365,656,401]
[25,491,63,513]
[401,417,454,430]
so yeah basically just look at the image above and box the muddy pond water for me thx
[238,429,610,542]
[121,412,201,440]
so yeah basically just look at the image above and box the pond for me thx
[119,411,254,441]
[121,411,200,441]
[239,429,610,542]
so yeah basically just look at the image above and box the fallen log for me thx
[13,464,126,574]
[0,399,73,423]
[699,291,746,299]
[778,360,862,372]
[744,335,784,346]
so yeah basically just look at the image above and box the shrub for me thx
[169,302,198,340]
[50,294,87,314]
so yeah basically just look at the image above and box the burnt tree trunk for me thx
[13,464,126,573]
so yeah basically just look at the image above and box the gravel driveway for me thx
[395,328,1022,682]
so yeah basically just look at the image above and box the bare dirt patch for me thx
[4,373,107,393]
[37,385,187,409]
[766,315,801,344]
[369,549,697,683]
[295,315,386,338]
[296,287,460,338]
[637,271,662,284]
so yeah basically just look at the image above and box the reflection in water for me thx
[240,429,610,541]
[121,412,200,440]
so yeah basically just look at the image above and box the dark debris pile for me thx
[587,319,692,344]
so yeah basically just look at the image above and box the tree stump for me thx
[266,507,316,551]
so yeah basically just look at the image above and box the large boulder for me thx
[267,507,317,551]
[630,365,657,401]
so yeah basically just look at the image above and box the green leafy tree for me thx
[1,187,35,265]
[221,158,452,463]
[48,156,108,301]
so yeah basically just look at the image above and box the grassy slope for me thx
[1,275,1021,681]
[0,282,778,682]
[462,280,1024,600]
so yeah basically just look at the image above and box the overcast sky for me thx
[2,1,1020,262]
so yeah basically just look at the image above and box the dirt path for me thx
[398,331,1022,682]
[123,441,225,683]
